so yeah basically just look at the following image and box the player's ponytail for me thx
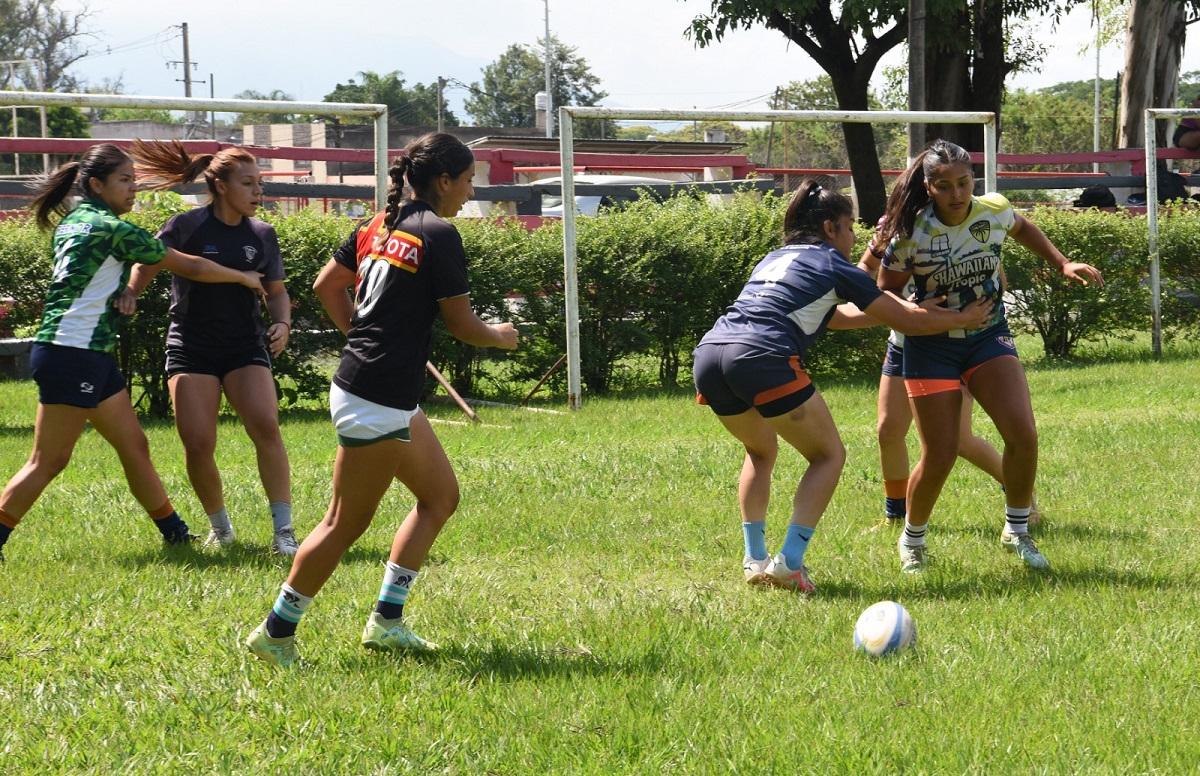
[383,155,409,231]
[879,139,973,244]
[28,143,131,230]
[783,177,854,246]
[392,132,473,214]
[131,140,258,204]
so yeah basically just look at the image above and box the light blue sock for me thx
[780,523,816,570]
[742,521,768,561]
[269,501,292,532]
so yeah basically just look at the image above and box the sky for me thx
[56,0,1200,125]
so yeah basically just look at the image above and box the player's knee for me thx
[922,444,958,473]
[180,432,217,459]
[877,414,907,446]
[31,449,72,477]
[1004,422,1038,454]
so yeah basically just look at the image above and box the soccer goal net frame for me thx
[557,106,998,410]
[0,90,391,208]
[1143,107,1200,359]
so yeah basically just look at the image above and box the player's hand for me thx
[956,297,995,328]
[239,271,266,297]
[1062,261,1104,288]
[112,287,137,316]
[917,294,947,310]
[267,322,290,357]
[491,322,519,350]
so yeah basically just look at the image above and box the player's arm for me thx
[313,258,356,335]
[1009,213,1104,287]
[877,265,912,294]
[264,280,291,356]
[861,292,994,336]
[439,294,518,350]
[160,248,264,292]
[828,303,883,330]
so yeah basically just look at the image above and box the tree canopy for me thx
[465,35,613,138]
[323,71,457,127]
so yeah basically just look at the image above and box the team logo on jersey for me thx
[202,244,220,255]
[368,229,423,274]
[931,234,951,256]
[969,219,991,244]
[996,336,1015,350]
[243,245,258,264]
[79,382,94,394]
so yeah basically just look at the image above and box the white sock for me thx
[1005,505,1032,536]
[208,507,232,533]
[269,501,292,532]
[901,518,927,547]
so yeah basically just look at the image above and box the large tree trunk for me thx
[1119,0,1167,148]
[829,72,888,224]
[1154,1,1187,146]
[924,5,973,149]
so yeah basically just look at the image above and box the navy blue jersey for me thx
[158,206,284,351]
[331,201,471,410]
[700,242,883,357]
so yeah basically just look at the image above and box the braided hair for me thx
[384,132,474,230]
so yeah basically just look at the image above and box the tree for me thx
[688,2,908,222]
[323,71,456,127]
[233,89,300,126]
[0,0,92,91]
[1116,0,1196,148]
[465,35,614,138]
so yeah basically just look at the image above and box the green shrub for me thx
[1157,205,1200,335]
[1003,207,1149,358]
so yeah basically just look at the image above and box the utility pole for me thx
[437,76,446,133]
[543,0,553,137]
[168,23,200,133]
[209,74,216,140]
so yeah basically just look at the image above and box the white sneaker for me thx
[1001,530,1050,570]
[743,555,770,585]
[245,621,299,668]
[897,540,928,574]
[271,527,299,556]
[361,612,437,653]
[763,553,815,594]
[203,524,236,549]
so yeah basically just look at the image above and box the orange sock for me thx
[149,500,175,520]
[0,507,18,528]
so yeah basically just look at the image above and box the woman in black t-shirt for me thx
[245,133,519,667]
[126,141,298,557]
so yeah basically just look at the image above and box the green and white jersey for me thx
[881,193,1016,337]
[35,199,166,353]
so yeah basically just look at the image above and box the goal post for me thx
[558,106,998,410]
[1143,107,1200,359]
[0,90,391,208]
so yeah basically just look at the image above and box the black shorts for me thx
[30,342,126,408]
[693,342,816,418]
[881,339,904,378]
[165,342,272,380]
[902,322,1018,397]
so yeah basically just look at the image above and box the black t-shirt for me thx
[157,206,285,351]
[331,201,471,409]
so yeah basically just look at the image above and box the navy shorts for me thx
[881,339,904,378]
[693,342,816,418]
[30,343,126,408]
[166,342,272,380]
[902,322,1018,397]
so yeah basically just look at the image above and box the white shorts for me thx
[329,383,419,446]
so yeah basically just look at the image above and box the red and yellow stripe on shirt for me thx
[355,212,424,274]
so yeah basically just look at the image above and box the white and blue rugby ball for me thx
[854,600,916,657]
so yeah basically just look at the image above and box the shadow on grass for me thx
[815,563,1182,601]
[112,541,391,570]
[0,424,34,437]
[935,522,1147,542]
[346,640,667,681]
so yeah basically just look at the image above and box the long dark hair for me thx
[783,177,855,246]
[131,139,258,201]
[383,132,474,230]
[877,139,973,244]
[28,143,132,230]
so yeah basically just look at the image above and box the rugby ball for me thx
[854,600,916,657]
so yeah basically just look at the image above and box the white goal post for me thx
[557,106,998,410]
[0,90,391,208]
[1143,107,1200,359]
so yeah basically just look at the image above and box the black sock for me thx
[265,610,298,638]
[374,601,404,620]
[154,512,190,543]
[0,523,12,551]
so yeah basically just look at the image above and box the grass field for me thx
[2,339,1200,774]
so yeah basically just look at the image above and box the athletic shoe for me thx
[203,525,236,549]
[1001,530,1050,570]
[762,554,815,594]
[897,540,928,573]
[162,525,199,546]
[245,621,299,667]
[271,527,299,556]
[743,555,770,585]
[361,612,437,653]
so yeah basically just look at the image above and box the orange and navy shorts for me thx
[902,322,1018,398]
[693,342,816,417]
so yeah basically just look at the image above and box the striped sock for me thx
[1005,505,1032,536]
[742,521,768,561]
[269,501,292,532]
[375,562,418,620]
[265,583,313,638]
[780,523,816,570]
[901,519,927,547]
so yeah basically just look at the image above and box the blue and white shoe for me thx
[245,621,300,667]
[1001,530,1050,570]
[361,612,437,653]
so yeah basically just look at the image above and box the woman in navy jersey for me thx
[245,133,518,667]
[693,179,993,595]
[876,140,1103,574]
[0,144,264,562]
[126,141,297,556]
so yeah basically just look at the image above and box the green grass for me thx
[2,339,1200,773]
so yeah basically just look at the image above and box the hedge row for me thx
[1,192,1197,415]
